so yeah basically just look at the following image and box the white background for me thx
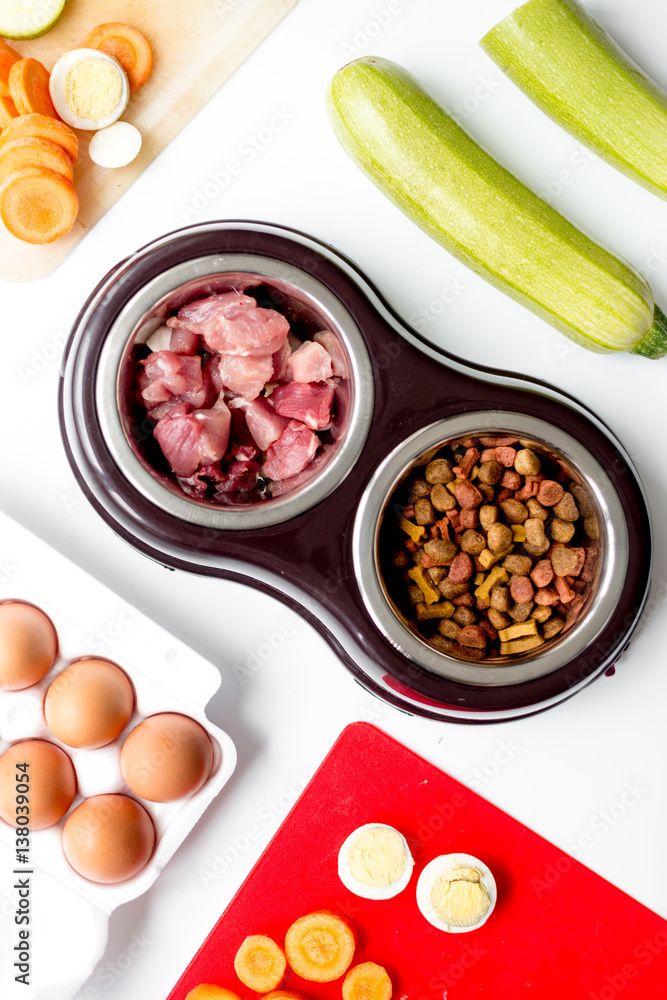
[1,0,667,996]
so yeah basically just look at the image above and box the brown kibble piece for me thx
[448,552,474,583]
[510,576,534,604]
[487,522,513,552]
[490,585,512,611]
[410,477,431,497]
[424,538,457,564]
[453,481,484,509]
[550,517,575,543]
[431,484,456,512]
[392,550,409,568]
[487,608,511,630]
[500,469,522,490]
[453,606,476,626]
[453,592,475,607]
[535,585,560,606]
[583,516,599,540]
[524,518,547,546]
[426,458,454,484]
[569,482,593,517]
[479,505,498,530]
[503,554,533,576]
[430,634,455,653]
[477,483,496,503]
[414,497,436,525]
[551,544,579,578]
[530,559,553,588]
[407,584,423,605]
[457,625,488,649]
[459,509,479,529]
[526,497,548,521]
[509,601,534,622]
[531,604,552,623]
[499,499,528,523]
[524,538,551,557]
[439,579,469,599]
[542,616,565,639]
[461,529,486,555]
[553,492,579,522]
[477,460,504,485]
[438,619,461,640]
[427,567,447,584]
[514,448,541,476]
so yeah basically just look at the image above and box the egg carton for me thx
[0,511,236,1000]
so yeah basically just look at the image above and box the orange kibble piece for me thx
[234,935,286,992]
[284,911,356,983]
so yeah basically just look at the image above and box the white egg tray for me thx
[0,511,236,1000]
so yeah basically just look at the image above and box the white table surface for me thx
[2,0,667,996]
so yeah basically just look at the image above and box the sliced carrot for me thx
[0,114,77,161]
[284,911,356,983]
[262,992,311,999]
[0,166,78,244]
[342,963,393,1000]
[83,22,153,94]
[8,58,56,118]
[0,136,73,184]
[184,987,242,1000]
[234,935,286,992]
[0,39,21,99]
[0,94,17,128]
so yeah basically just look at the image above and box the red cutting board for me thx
[168,723,667,999]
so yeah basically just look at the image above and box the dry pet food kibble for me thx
[381,434,600,661]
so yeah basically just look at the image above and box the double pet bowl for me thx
[59,221,651,722]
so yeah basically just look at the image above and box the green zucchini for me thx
[0,0,67,40]
[325,56,667,358]
[481,0,667,201]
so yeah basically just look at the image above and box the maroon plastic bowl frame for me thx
[58,221,651,723]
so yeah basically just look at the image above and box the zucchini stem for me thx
[631,304,667,358]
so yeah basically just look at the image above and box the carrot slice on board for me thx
[0,94,18,128]
[184,988,242,1000]
[262,992,311,999]
[0,136,73,184]
[284,911,356,983]
[8,58,56,117]
[0,113,77,160]
[83,22,152,94]
[0,39,20,98]
[234,935,286,992]
[0,165,78,243]
[342,963,393,1000]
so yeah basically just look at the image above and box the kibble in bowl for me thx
[352,410,629,687]
[380,430,600,663]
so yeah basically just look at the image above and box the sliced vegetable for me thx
[234,935,286,992]
[284,911,356,983]
[326,57,667,358]
[262,993,311,999]
[9,58,56,117]
[481,0,667,201]
[0,165,78,243]
[0,0,68,40]
[184,988,242,1000]
[0,39,21,97]
[0,135,73,183]
[83,22,153,94]
[342,963,393,1000]
[0,94,18,128]
[0,113,78,160]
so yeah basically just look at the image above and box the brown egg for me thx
[120,712,213,802]
[44,657,135,749]
[62,793,155,884]
[0,601,58,691]
[0,739,76,830]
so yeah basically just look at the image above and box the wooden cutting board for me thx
[0,0,299,282]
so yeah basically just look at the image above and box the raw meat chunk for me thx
[272,381,334,431]
[262,420,320,481]
[154,399,231,477]
[139,351,205,408]
[286,341,334,383]
[217,353,275,400]
[229,396,289,451]
[171,292,289,357]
